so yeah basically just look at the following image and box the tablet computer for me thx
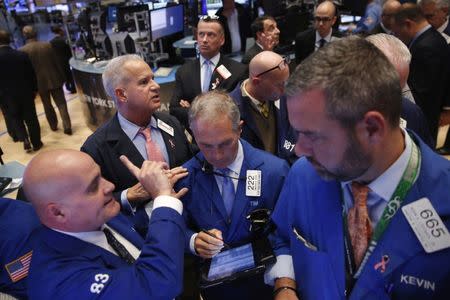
[200,237,276,288]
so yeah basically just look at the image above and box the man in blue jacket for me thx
[266,37,450,300]
[176,90,290,300]
[23,149,188,300]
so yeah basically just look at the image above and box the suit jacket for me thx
[408,27,449,141]
[401,97,434,148]
[176,140,289,300]
[229,83,298,164]
[240,43,262,65]
[0,198,40,299]
[28,207,186,300]
[169,55,248,128]
[20,40,65,92]
[294,28,342,64]
[216,3,251,54]
[271,132,450,299]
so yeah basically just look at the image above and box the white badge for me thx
[157,119,174,136]
[246,170,261,197]
[400,118,407,129]
[402,198,450,253]
[216,65,232,80]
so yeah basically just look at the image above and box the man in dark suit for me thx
[241,16,280,64]
[0,30,42,152]
[366,33,434,148]
[176,90,289,300]
[370,0,402,34]
[170,16,248,129]
[23,149,187,300]
[230,51,297,164]
[82,55,193,235]
[392,3,449,144]
[295,0,341,64]
[50,25,76,94]
[20,25,72,135]
[215,0,251,54]
[419,0,450,154]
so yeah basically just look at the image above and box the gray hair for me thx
[189,90,241,132]
[418,0,449,9]
[366,33,411,69]
[102,54,144,102]
[286,36,401,129]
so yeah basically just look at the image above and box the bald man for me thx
[229,51,297,164]
[23,149,188,299]
[295,0,342,64]
[371,0,402,34]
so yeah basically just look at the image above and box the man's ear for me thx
[115,88,127,103]
[357,111,386,145]
[238,120,244,135]
[45,203,67,224]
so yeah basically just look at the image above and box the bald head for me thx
[382,0,402,30]
[247,51,290,102]
[23,149,118,232]
[22,25,37,40]
[314,1,337,38]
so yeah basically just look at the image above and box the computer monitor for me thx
[149,4,184,42]
[107,5,117,23]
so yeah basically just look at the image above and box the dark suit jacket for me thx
[294,28,341,64]
[408,27,449,141]
[240,43,262,64]
[229,83,298,165]
[216,3,251,54]
[169,55,248,128]
[401,97,434,148]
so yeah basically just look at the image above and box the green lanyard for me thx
[344,136,422,280]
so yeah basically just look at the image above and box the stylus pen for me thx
[200,229,230,249]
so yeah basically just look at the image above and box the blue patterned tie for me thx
[219,168,235,217]
[202,59,213,92]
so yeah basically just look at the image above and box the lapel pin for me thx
[374,255,390,273]
[169,139,175,148]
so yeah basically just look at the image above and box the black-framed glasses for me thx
[198,15,220,21]
[255,56,291,77]
[314,16,332,23]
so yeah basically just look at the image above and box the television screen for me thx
[150,4,184,41]
[108,5,117,23]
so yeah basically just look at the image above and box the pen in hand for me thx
[200,229,230,249]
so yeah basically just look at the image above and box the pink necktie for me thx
[138,127,166,162]
[347,181,372,269]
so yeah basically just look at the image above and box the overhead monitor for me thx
[107,5,117,23]
[150,4,184,41]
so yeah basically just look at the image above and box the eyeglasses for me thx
[255,56,290,77]
[314,16,332,23]
[198,15,220,21]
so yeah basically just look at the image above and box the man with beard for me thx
[265,37,450,300]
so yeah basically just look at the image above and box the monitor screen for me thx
[150,4,184,41]
[108,5,117,23]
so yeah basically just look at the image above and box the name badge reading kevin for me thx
[216,65,232,80]
[157,119,174,136]
[246,170,261,197]
[402,198,450,253]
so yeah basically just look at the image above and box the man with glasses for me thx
[294,0,342,64]
[230,51,298,164]
[371,0,402,34]
[170,16,247,130]
[175,90,289,300]
[241,16,280,64]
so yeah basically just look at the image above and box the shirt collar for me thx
[52,225,108,246]
[255,42,264,50]
[409,24,431,48]
[200,52,221,67]
[315,30,332,43]
[438,18,449,33]
[241,79,268,108]
[117,112,156,140]
[214,140,244,177]
[341,128,412,203]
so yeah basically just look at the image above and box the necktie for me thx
[218,168,235,217]
[138,127,165,162]
[347,182,372,269]
[202,60,213,92]
[259,102,269,118]
[319,39,326,48]
[103,227,136,264]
